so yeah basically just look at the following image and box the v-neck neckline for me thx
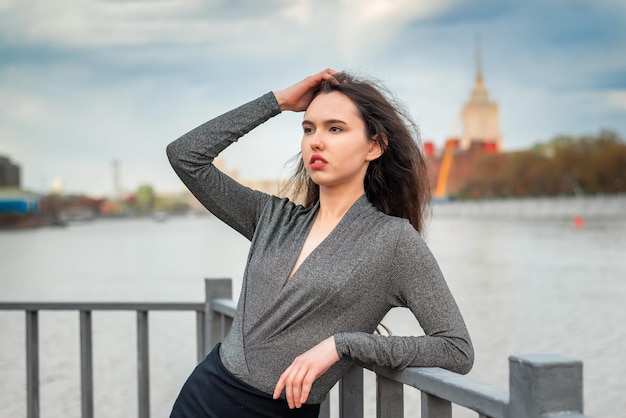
[283,194,367,287]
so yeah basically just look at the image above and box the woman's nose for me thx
[309,132,324,150]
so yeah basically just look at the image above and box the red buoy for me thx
[574,216,584,228]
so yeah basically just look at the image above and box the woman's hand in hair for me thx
[274,69,337,112]
[272,336,340,408]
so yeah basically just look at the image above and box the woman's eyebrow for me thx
[302,119,348,126]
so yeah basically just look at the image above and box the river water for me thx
[1,195,625,417]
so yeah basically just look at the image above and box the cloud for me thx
[606,90,626,111]
[0,0,455,63]
[1,0,230,47]
[0,88,50,124]
[0,0,624,195]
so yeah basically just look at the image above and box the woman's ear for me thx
[367,134,387,161]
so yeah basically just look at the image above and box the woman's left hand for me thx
[273,336,340,408]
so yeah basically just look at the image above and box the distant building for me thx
[0,156,21,188]
[460,40,503,151]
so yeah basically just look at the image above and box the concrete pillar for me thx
[376,374,403,418]
[340,365,364,418]
[204,278,232,351]
[508,354,584,418]
[421,392,452,418]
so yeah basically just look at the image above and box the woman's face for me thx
[301,91,382,191]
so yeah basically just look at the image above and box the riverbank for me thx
[433,194,626,219]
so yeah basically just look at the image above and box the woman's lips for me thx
[309,154,328,169]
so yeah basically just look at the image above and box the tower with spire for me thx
[460,37,503,151]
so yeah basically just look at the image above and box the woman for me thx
[167,69,473,417]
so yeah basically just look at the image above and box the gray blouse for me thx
[166,92,473,404]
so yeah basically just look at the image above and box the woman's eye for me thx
[329,126,342,132]
[303,127,313,134]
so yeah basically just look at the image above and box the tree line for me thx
[454,130,626,199]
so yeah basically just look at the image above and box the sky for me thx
[1,0,625,197]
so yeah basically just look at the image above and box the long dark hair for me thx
[285,72,431,234]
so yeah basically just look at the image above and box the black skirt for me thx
[170,344,321,418]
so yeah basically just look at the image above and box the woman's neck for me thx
[317,186,364,222]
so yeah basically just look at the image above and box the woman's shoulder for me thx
[265,194,313,211]
[350,196,420,240]
[374,210,421,238]
[370,211,430,257]
[260,194,319,221]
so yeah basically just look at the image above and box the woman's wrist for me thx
[273,90,290,112]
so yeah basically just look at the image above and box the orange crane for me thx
[434,138,458,199]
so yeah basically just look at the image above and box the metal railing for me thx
[1,278,590,418]
[207,279,590,418]
[0,301,209,418]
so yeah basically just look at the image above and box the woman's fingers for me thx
[312,68,338,86]
[274,68,338,112]
[289,363,308,408]
[274,356,310,408]
[272,337,340,408]
[320,68,338,82]
[299,369,317,406]
[273,370,287,400]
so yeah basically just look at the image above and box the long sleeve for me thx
[333,222,474,375]
[166,92,282,240]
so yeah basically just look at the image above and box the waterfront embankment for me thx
[433,194,625,219]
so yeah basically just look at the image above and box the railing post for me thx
[196,310,206,363]
[137,310,150,418]
[318,397,330,418]
[204,278,232,353]
[26,310,39,418]
[339,365,363,418]
[79,310,94,418]
[421,393,451,418]
[508,354,585,418]
[376,374,403,418]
